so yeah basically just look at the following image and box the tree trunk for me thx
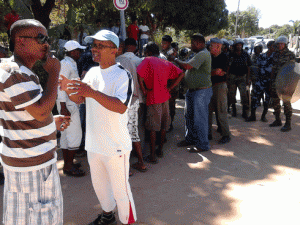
[31,0,55,29]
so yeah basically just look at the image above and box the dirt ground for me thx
[1,99,300,225]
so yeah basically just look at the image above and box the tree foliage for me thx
[4,0,228,36]
[227,6,261,38]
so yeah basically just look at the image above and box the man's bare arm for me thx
[170,57,193,70]
[168,72,185,91]
[60,75,127,114]
[24,55,60,121]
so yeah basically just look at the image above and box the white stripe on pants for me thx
[87,151,137,224]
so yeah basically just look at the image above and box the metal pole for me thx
[120,10,126,41]
[234,0,241,38]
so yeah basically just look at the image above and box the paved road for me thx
[1,99,300,225]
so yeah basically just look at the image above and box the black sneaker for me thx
[89,213,117,225]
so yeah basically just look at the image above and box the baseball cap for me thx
[64,40,86,52]
[210,38,223,44]
[84,30,119,48]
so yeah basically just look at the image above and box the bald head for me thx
[10,19,46,52]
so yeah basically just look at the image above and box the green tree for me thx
[5,0,228,36]
[227,6,261,37]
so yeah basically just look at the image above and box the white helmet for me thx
[276,36,288,44]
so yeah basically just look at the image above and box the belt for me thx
[189,86,211,92]
[1,149,56,167]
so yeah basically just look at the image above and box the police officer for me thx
[247,41,275,122]
[227,39,252,119]
[269,36,295,132]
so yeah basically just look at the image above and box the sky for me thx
[225,0,300,28]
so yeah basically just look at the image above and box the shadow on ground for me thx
[1,99,300,225]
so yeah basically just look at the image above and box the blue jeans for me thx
[139,38,148,55]
[185,88,213,150]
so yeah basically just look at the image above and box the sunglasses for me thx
[19,33,50,44]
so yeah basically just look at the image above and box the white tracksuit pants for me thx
[87,151,137,224]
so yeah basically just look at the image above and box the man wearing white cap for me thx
[59,30,136,225]
[57,40,86,177]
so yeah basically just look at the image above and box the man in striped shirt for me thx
[59,30,136,225]
[0,19,64,224]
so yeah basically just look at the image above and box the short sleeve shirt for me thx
[116,52,143,104]
[137,57,183,106]
[127,24,139,41]
[57,56,80,105]
[0,57,57,169]
[139,25,150,39]
[82,63,133,156]
[185,48,212,89]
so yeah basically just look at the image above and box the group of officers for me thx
[206,35,296,134]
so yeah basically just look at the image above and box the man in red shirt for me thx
[127,17,139,42]
[137,42,184,163]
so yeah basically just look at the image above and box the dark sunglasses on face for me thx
[19,33,50,44]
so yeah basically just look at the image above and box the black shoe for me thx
[177,140,194,147]
[188,147,209,153]
[89,213,117,225]
[246,115,256,122]
[167,124,174,132]
[156,149,164,158]
[280,123,291,132]
[218,136,231,144]
[269,120,282,127]
[260,116,268,122]
[208,134,212,140]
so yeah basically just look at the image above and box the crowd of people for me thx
[0,16,297,225]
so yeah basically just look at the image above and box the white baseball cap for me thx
[64,40,86,52]
[84,29,119,48]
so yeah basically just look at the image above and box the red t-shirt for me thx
[137,57,183,106]
[4,13,20,30]
[127,24,139,41]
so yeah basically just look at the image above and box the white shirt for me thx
[116,52,143,104]
[57,56,80,106]
[82,63,133,156]
[139,25,150,39]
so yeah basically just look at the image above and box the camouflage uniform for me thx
[270,48,295,119]
[250,52,274,110]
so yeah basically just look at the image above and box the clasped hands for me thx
[58,75,93,98]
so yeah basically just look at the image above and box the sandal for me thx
[144,155,158,164]
[63,166,85,177]
[132,162,147,172]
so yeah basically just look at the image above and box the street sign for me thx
[114,0,129,10]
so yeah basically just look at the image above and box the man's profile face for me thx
[17,26,49,61]
[161,41,171,51]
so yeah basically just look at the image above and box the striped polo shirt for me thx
[0,57,57,162]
